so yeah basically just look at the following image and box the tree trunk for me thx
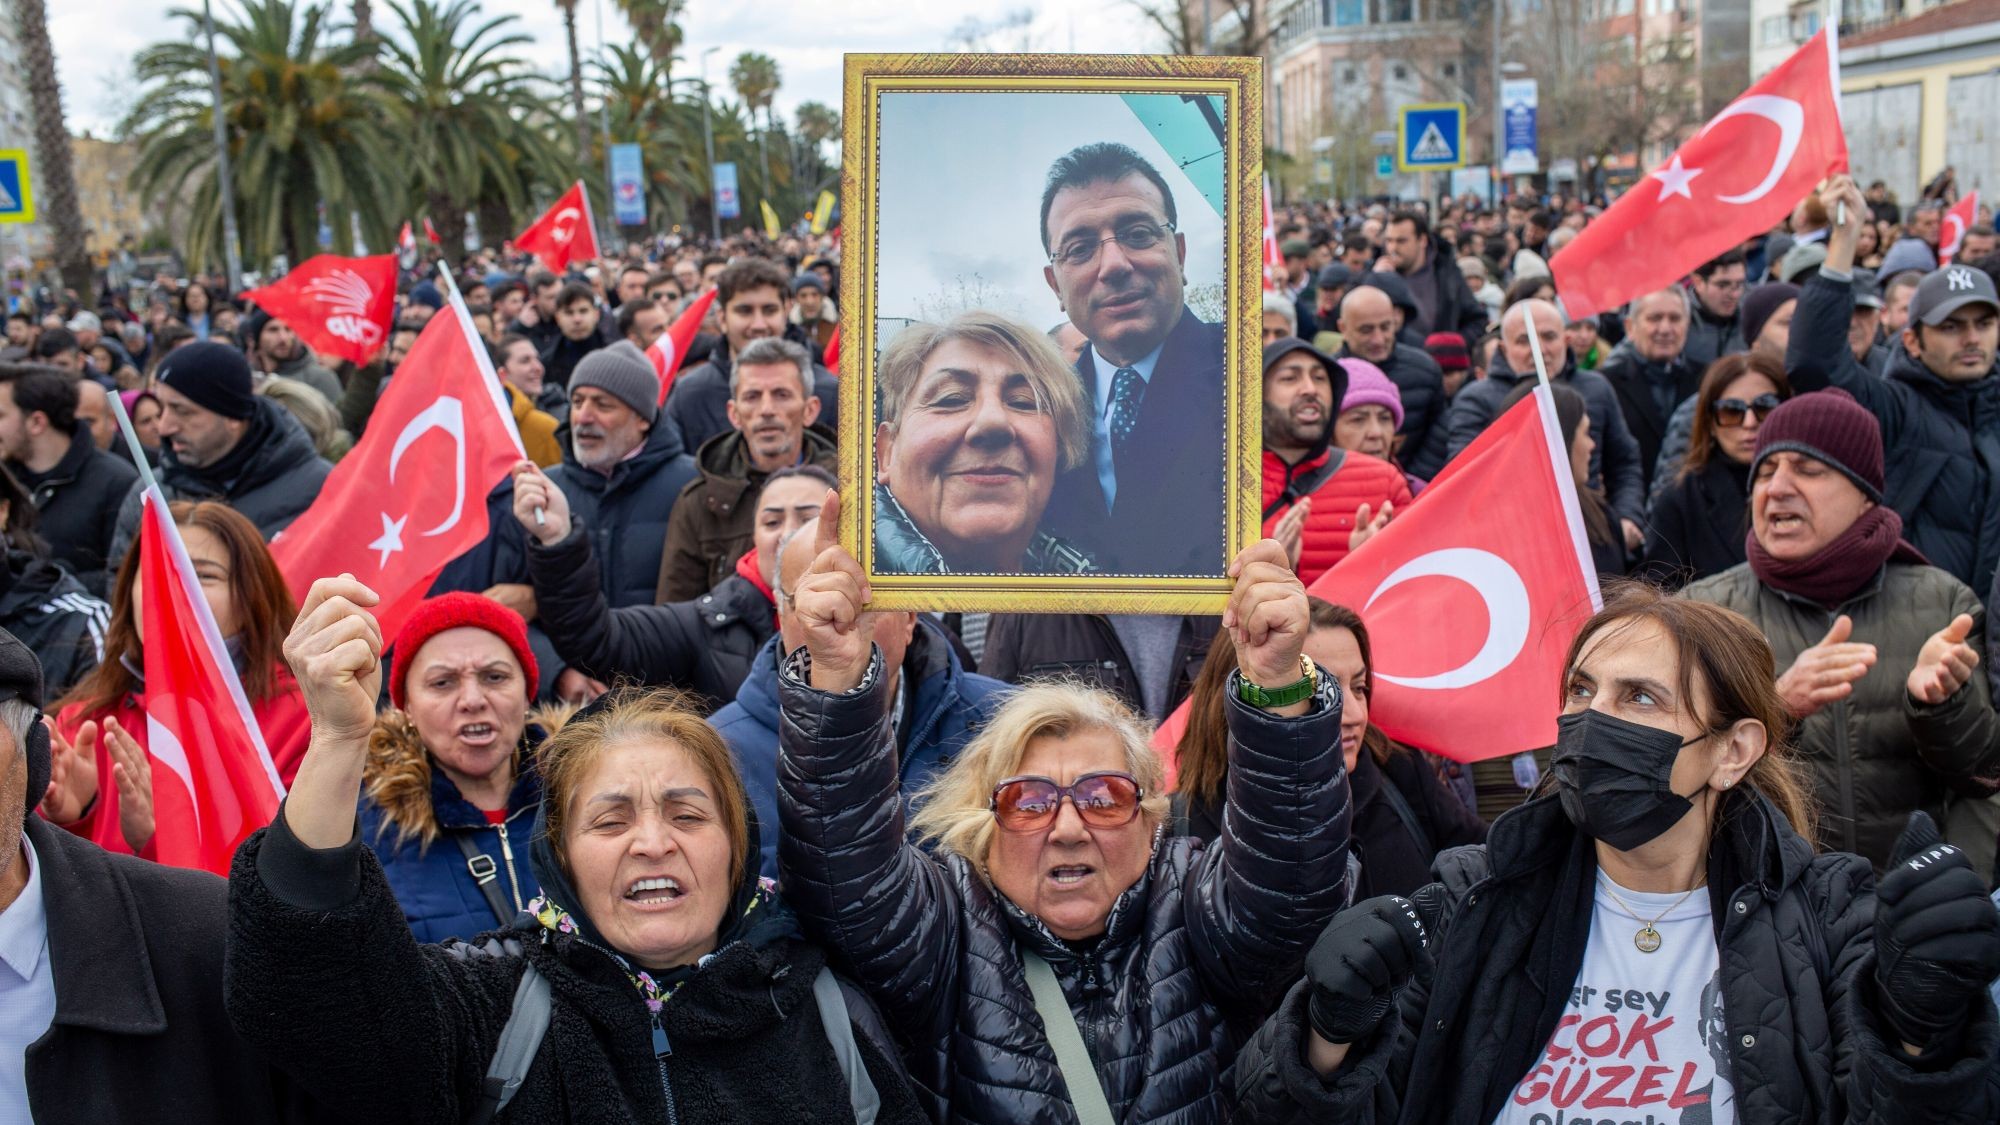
[16,0,90,296]
[352,0,373,39]
[475,197,512,253]
[562,3,590,165]
[428,191,467,264]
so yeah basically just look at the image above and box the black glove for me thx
[1873,811,2000,1049]
[1305,895,1431,1045]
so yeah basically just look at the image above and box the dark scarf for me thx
[1746,504,1928,608]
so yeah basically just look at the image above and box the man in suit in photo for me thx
[1035,142,1229,576]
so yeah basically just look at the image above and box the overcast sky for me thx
[52,0,1163,138]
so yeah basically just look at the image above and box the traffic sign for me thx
[1396,103,1465,172]
[0,151,32,224]
[1375,153,1394,178]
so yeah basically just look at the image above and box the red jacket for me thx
[47,668,312,859]
[1261,448,1414,585]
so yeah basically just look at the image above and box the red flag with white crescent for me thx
[1155,385,1601,770]
[1262,175,1283,292]
[515,181,601,273]
[240,254,398,366]
[1552,29,1848,320]
[652,288,717,406]
[138,489,285,875]
[1940,192,1980,265]
[269,285,526,641]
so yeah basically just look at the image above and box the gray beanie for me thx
[568,341,660,424]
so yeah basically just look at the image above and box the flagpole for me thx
[434,261,541,526]
[1521,301,1553,389]
[1826,5,1845,228]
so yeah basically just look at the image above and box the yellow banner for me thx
[810,190,836,235]
[760,199,782,240]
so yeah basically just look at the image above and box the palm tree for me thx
[16,0,90,293]
[728,50,780,201]
[554,0,590,162]
[611,0,682,72]
[125,0,403,270]
[794,101,839,153]
[381,0,569,253]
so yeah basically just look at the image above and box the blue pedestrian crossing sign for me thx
[0,151,30,224]
[1396,104,1465,173]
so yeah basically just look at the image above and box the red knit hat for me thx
[388,591,538,709]
[1424,331,1470,372]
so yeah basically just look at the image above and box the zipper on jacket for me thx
[653,1015,680,1125]
[495,821,524,913]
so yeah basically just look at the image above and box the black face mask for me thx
[1551,709,1707,851]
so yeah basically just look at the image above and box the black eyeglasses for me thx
[1712,394,1783,428]
[1051,222,1175,269]
[989,771,1144,832]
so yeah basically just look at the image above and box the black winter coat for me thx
[227,809,928,1125]
[528,521,773,713]
[0,549,107,695]
[1231,791,2000,1125]
[1447,356,1647,525]
[1681,301,1743,371]
[1640,454,1751,589]
[1599,339,1703,496]
[660,332,841,455]
[15,428,138,594]
[23,816,320,1124]
[979,611,1218,718]
[543,422,698,611]
[1788,268,2000,594]
[1343,342,1453,481]
[776,647,1352,1124]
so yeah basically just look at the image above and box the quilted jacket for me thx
[776,648,1352,1124]
[1261,448,1415,586]
[1231,791,2000,1125]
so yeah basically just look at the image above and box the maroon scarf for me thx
[1746,505,1928,607]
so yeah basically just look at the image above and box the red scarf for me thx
[1746,505,1928,608]
[734,547,779,629]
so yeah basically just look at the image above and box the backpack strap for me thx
[466,962,553,1125]
[811,967,881,1125]
[452,831,513,927]
[1262,449,1347,520]
[1021,950,1118,1125]
[1374,769,1437,859]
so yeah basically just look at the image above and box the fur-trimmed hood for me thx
[361,704,573,850]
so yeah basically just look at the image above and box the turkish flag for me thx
[651,288,717,405]
[1552,30,1847,320]
[270,291,525,640]
[242,254,398,366]
[423,216,443,246]
[515,181,601,273]
[138,490,285,874]
[1262,174,1283,292]
[1940,192,1980,265]
[1154,388,1601,769]
[822,324,840,372]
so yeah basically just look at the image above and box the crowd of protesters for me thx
[2,162,1999,1124]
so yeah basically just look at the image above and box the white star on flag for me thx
[1650,155,1703,202]
[369,512,409,569]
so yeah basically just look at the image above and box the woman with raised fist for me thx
[1233,583,2000,1125]
[774,494,1352,1123]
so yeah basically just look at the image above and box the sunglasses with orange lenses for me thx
[988,771,1144,833]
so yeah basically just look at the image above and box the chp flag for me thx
[270,276,527,641]
[1550,28,1848,320]
[1940,192,1980,265]
[651,287,717,405]
[515,181,601,273]
[135,488,285,874]
[240,253,398,366]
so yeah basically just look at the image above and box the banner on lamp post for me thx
[713,162,741,220]
[610,143,646,227]
[1501,78,1539,176]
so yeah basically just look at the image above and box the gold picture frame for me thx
[837,52,1265,613]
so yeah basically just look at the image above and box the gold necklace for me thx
[1601,879,1705,953]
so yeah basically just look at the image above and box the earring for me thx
[1720,778,1732,789]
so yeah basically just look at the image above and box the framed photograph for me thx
[837,52,1264,613]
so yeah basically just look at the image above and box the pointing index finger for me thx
[814,491,842,556]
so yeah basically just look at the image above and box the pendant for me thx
[1634,925,1662,953]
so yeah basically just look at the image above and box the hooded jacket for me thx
[656,427,838,603]
[14,427,139,594]
[108,397,333,567]
[1229,790,2000,1125]
[0,549,106,696]
[1260,446,1414,586]
[714,620,1012,879]
[1598,338,1703,495]
[270,348,343,406]
[544,420,699,612]
[775,646,1351,1124]
[1445,353,1647,524]
[227,763,928,1125]
[1787,267,2000,594]
[659,329,841,454]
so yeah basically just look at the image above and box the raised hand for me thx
[1349,501,1393,554]
[1873,811,2000,1053]
[1272,498,1311,571]
[1821,174,1869,272]
[510,460,572,546]
[1775,615,1876,718]
[1224,539,1311,706]
[1306,895,1431,1048]
[792,492,872,693]
[1907,614,1980,705]
[284,575,385,746]
[104,717,154,854]
[38,718,98,824]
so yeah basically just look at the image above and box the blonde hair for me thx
[877,311,1092,471]
[535,688,752,889]
[910,680,1169,866]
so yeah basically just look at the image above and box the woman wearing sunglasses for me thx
[776,502,1351,1124]
[1642,353,1791,588]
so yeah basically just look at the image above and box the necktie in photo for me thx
[1108,366,1145,461]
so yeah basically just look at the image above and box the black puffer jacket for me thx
[545,421,699,611]
[777,646,1352,1124]
[227,803,928,1125]
[15,427,138,594]
[1232,791,2000,1125]
[527,520,773,713]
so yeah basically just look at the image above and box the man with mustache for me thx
[1034,142,1228,576]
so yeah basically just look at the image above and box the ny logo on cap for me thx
[1948,267,1976,292]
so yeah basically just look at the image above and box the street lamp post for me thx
[701,46,720,244]
[200,0,243,291]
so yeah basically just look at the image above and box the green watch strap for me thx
[1237,655,1317,708]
